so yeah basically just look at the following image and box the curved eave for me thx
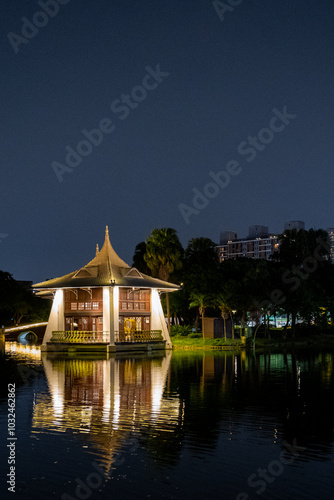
[128,273,180,291]
[33,279,180,291]
[32,270,78,290]
[34,290,54,299]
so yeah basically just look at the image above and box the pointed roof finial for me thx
[105,225,109,238]
[96,244,99,256]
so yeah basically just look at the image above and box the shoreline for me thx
[171,333,334,351]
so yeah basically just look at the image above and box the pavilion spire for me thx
[81,226,130,270]
[103,225,112,248]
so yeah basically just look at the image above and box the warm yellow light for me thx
[5,322,47,333]
[5,342,41,361]
[103,287,109,308]
[53,289,63,309]
[52,390,64,420]
[113,393,120,429]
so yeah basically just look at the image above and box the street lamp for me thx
[232,310,236,340]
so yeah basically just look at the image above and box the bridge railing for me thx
[51,331,109,343]
[114,330,163,343]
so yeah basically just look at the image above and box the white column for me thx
[103,286,119,345]
[42,290,64,345]
[111,286,119,344]
[151,289,172,348]
[103,287,111,344]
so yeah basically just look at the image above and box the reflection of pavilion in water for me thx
[32,352,180,472]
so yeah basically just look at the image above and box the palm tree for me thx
[132,241,151,275]
[214,292,233,340]
[245,259,271,335]
[189,293,212,340]
[183,237,221,296]
[144,228,183,334]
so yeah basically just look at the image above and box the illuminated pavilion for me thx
[33,227,179,352]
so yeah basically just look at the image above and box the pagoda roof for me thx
[32,227,180,292]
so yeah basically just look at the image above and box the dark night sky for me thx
[1,0,334,282]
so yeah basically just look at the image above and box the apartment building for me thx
[216,221,334,263]
[327,228,334,263]
[216,225,280,262]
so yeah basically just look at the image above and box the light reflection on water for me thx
[4,341,42,362]
[33,353,179,438]
[0,345,334,499]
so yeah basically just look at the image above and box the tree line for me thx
[1,227,333,335]
[133,227,334,337]
[0,271,50,327]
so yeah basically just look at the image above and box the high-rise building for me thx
[284,220,305,231]
[216,225,279,262]
[327,228,334,263]
[216,221,334,263]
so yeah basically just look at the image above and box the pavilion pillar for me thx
[42,290,65,345]
[151,289,172,349]
[111,286,119,344]
[103,286,119,345]
[103,287,111,344]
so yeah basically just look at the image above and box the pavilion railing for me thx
[114,330,163,343]
[51,331,109,343]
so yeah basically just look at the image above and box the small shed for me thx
[203,317,233,338]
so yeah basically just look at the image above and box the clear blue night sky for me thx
[1,0,334,282]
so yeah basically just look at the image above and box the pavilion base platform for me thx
[109,341,167,353]
[42,342,109,353]
[41,341,168,353]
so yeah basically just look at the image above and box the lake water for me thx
[0,343,333,500]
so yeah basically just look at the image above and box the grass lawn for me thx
[171,334,242,348]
